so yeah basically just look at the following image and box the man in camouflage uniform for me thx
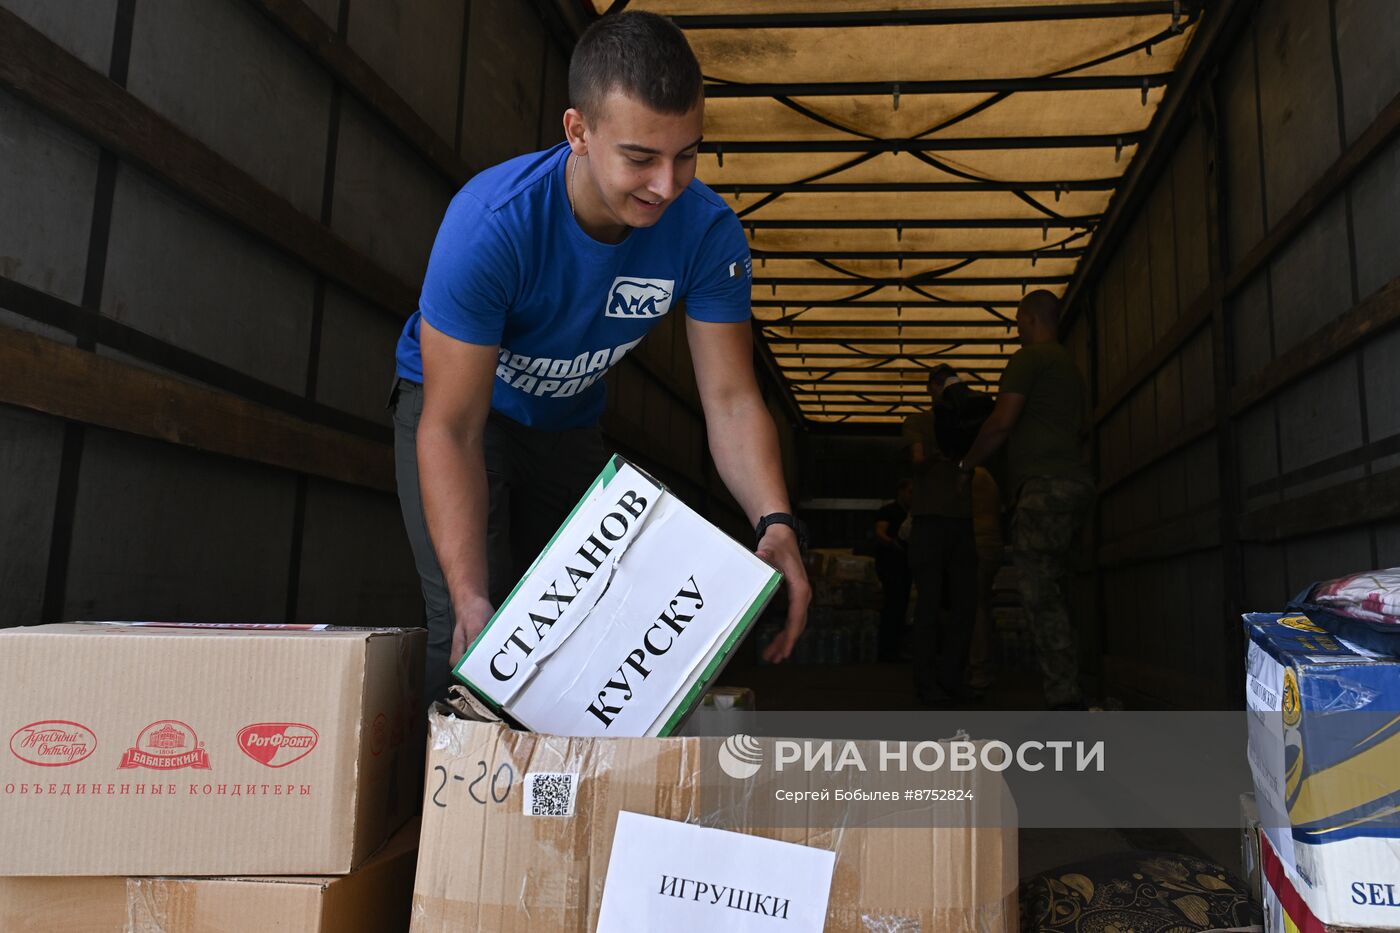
[956,290,1095,709]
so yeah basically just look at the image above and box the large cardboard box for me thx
[410,697,1017,932]
[0,622,424,875]
[456,456,781,737]
[0,818,420,932]
[1244,612,1400,930]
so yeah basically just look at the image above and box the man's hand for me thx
[756,523,810,664]
[449,592,496,666]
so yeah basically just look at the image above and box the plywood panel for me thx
[1334,0,1400,145]
[1284,527,1374,596]
[1122,216,1153,367]
[102,164,315,395]
[1275,354,1364,496]
[1229,271,1272,385]
[348,0,465,146]
[332,97,453,290]
[127,0,333,219]
[1236,402,1279,512]
[1363,325,1400,474]
[1092,290,1111,400]
[0,89,100,305]
[316,284,401,425]
[295,478,420,626]
[1154,356,1183,447]
[1241,542,1287,611]
[1098,256,1127,397]
[1255,0,1343,225]
[1184,435,1220,511]
[1219,31,1264,266]
[1179,329,1213,424]
[0,0,116,72]
[1171,120,1211,309]
[1185,551,1226,703]
[1147,172,1179,339]
[63,428,297,621]
[1101,568,1133,659]
[1128,468,1158,534]
[1099,487,1124,543]
[460,0,546,170]
[0,405,64,629]
[1100,408,1129,488]
[1154,447,1187,522]
[1128,381,1156,458]
[1349,134,1400,299]
[1378,521,1400,567]
[1267,198,1352,354]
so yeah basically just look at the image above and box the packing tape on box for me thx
[125,878,195,933]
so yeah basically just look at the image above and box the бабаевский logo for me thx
[118,720,210,771]
[718,734,764,779]
[605,277,674,319]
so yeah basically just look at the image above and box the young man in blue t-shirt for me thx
[392,11,811,702]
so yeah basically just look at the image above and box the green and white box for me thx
[455,456,781,737]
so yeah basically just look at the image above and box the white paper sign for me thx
[595,811,836,933]
[457,459,780,737]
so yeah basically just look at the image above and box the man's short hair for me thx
[926,363,956,388]
[569,12,703,120]
[1019,289,1061,327]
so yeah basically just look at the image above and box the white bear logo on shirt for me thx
[605,277,674,319]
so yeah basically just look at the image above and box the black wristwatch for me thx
[754,512,808,552]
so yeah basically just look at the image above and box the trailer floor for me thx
[717,660,1245,882]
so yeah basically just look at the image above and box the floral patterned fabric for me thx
[1020,851,1262,933]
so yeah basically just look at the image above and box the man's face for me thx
[1015,305,1033,344]
[897,485,913,509]
[574,91,704,230]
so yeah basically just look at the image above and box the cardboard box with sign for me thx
[0,818,420,933]
[455,456,781,737]
[409,696,1017,932]
[1244,612,1400,930]
[0,622,424,876]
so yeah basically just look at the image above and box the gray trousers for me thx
[390,379,606,704]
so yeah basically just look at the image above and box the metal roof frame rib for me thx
[581,0,1210,425]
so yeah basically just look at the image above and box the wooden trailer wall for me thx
[0,0,790,631]
[1065,0,1400,708]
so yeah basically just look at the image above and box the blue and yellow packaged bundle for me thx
[1244,611,1400,930]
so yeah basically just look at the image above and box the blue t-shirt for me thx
[394,143,753,430]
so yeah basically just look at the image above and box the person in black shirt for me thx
[873,480,913,662]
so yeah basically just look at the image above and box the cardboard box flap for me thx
[3,621,413,640]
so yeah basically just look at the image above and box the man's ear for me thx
[563,108,589,156]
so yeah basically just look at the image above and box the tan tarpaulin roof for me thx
[587,0,1201,424]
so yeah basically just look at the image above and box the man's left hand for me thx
[756,523,810,663]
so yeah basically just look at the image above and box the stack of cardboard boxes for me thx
[1242,612,1400,932]
[0,457,1020,931]
[0,622,425,932]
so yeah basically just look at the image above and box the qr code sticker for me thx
[524,771,578,817]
